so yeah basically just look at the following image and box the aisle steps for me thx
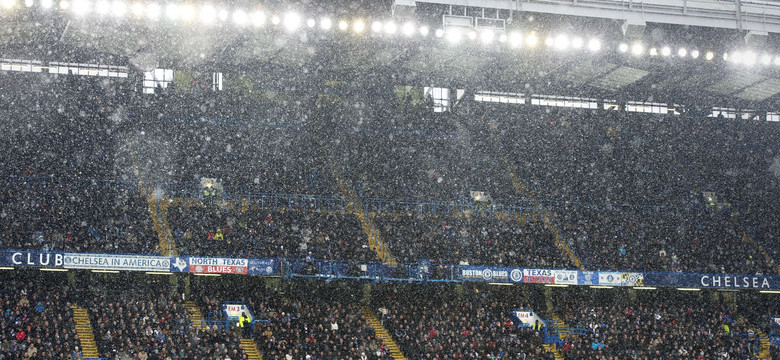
[184,301,205,328]
[240,338,263,360]
[362,306,406,360]
[71,305,100,359]
[542,344,564,360]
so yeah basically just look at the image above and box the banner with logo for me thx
[578,271,598,285]
[0,250,63,267]
[553,270,578,285]
[188,257,248,275]
[642,272,776,289]
[598,271,644,286]
[248,259,277,276]
[460,266,524,283]
[63,253,170,271]
[512,309,545,328]
[523,269,555,284]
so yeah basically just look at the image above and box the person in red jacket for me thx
[15,328,26,341]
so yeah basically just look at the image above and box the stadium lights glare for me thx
[0,267,14,270]
[232,9,247,26]
[587,38,600,52]
[40,0,52,9]
[165,3,179,20]
[1,0,15,9]
[554,34,569,50]
[744,51,756,66]
[270,14,280,25]
[649,47,658,56]
[40,268,68,272]
[446,29,460,43]
[306,18,315,28]
[91,269,120,273]
[774,57,780,66]
[631,42,644,56]
[705,51,714,61]
[71,0,90,15]
[371,20,382,32]
[761,54,772,65]
[384,21,396,34]
[618,43,628,52]
[145,271,173,275]
[353,20,364,32]
[590,285,614,289]
[179,4,193,20]
[59,0,69,9]
[526,33,538,47]
[95,0,108,14]
[489,282,513,286]
[509,31,522,47]
[481,30,494,44]
[435,28,444,37]
[216,9,227,21]
[467,30,477,40]
[722,52,729,61]
[419,25,429,36]
[498,33,506,42]
[402,22,414,36]
[677,288,701,291]
[24,0,32,7]
[760,290,780,294]
[544,37,553,47]
[571,37,583,49]
[633,286,657,290]
[319,17,331,30]
[145,2,160,19]
[130,1,143,16]
[198,4,215,23]
[677,48,687,57]
[690,50,699,59]
[338,20,348,31]
[283,12,301,31]
[731,51,743,64]
[660,46,671,56]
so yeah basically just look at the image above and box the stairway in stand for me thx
[184,301,204,328]
[71,305,99,359]
[240,338,263,360]
[361,306,406,360]
[757,329,772,359]
[542,344,564,360]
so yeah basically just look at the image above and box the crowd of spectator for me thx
[552,287,758,359]
[193,278,391,360]
[376,213,571,268]
[373,284,554,359]
[169,204,378,261]
[0,271,80,360]
[83,274,251,360]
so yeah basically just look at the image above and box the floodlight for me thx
[744,51,756,66]
[775,56,780,66]
[270,15,280,25]
[199,4,215,23]
[544,37,553,47]
[631,42,643,55]
[72,0,90,14]
[306,18,315,28]
[468,30,477,40]
[658,46,669,56]
[588,39,601,52]
[232,9,247,25]
[509,31,522,47]
[95,0,108,13]
[319,17,330,30]
[353,19,364,33]
[761,54,771,65]
[446,28,460,43]
[145,2,160,19]
[677,48,687,57]
[283,12,300,31]
[419,25,428,36]
[649,48,658,56]
[249,11,264,26]
[165,3,179,20]
[371,21,382,32]
[435,28,443,37]
[1,0,15,9]
[731,51,742,63]
[722,52,728,61]
[402,22,414,36]
[618,43,628,52]
[481,30,494,44]
[40,0,52,8]
[338,20,348,31]
[526,33,537,47]
[384,21,396,34]
[690,50,699,59]
[131,2,144,16]
[571,37,583,49]
[179,4,193,20]
[24,0,32,7]
[705,51,714,61]
[554,34,569,50]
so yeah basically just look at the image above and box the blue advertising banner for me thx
[0,250,64,267]
[248,259,277,275]
[643,272,777,290]
[578,271,598,285]
[460,266,524,283]
[63,253,170,272]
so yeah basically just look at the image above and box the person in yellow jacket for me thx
[214,228,224,241]
[237,312,251,338]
